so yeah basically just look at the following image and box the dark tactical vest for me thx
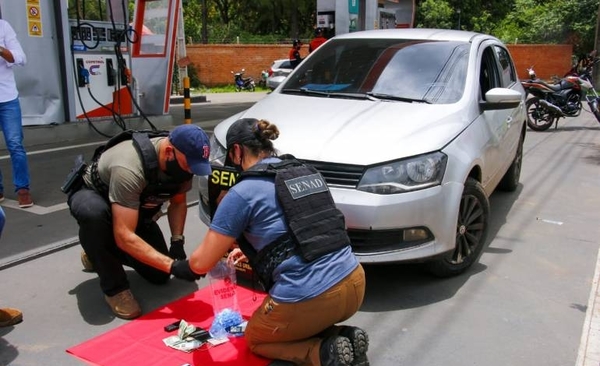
[237,158,350,290]
[89,130,190,218]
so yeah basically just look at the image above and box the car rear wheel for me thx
[427,178,489,277]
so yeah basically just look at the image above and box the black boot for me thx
[339,326,370,366]
[320,335,354,366]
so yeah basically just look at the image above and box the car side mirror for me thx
[480,88,522,110]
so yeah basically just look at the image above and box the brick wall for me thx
[186,44,292,87]
[506,44,573,81]
[185,43,573,87]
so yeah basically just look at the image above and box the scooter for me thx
[232,69,255,92]
[258,70,269,88]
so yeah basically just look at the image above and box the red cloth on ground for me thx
[66,286,269,366]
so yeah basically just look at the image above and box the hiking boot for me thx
[80,251,95,272]
[320,335,353,366]
[0,307,23,327]
[339,326,370,366]
[104,289,142,320]
[17,189,33,208]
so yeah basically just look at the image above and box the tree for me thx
[415,0,453,29]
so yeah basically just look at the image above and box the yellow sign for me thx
[28,21,43,37]
[27,5,41,20]
[26,0,43,37]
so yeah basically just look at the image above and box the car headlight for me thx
[209,134,227,166]
[357,152,447,194]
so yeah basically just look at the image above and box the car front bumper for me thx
[198,176,463,264]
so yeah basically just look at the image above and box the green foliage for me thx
[492,0,600,54]
[68,0,600,56]
[183,0,315,44]
[415,0,454,29]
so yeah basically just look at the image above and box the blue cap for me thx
[169,124,211,176]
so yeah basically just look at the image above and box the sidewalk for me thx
[2,91,269,151]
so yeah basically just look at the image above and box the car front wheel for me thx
[427,178,490,277]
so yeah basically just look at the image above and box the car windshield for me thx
[281,38,469,104]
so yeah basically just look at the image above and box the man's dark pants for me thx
[68,187,170,296]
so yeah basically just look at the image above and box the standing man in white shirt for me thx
[0,19,33,208]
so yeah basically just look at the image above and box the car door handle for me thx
[506,117,512,126]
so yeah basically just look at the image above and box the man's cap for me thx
[226,118,260,149]
[315,28,323,35]
[169,124,211,176]
[293,39,302,46]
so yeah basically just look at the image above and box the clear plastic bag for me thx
[208,260,239,315]
[208,260,242,338]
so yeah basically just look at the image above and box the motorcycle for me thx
[258,70,269,88]
[232,69,256,92]
[521,63,600,131]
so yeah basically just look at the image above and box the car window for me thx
[280,60,292,69]
[479,46,502,100]
[493,45,517,87]
[281,39,469,104]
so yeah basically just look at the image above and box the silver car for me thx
[266,59,293,90]
[199,28,526,277]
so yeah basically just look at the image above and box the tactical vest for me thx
[237,158,350,290]
[88,130,188,217]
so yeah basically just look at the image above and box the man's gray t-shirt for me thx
[83,137,191,210]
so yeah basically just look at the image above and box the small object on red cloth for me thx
[67,286,269,366]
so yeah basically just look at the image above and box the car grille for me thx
[300,160,365,188]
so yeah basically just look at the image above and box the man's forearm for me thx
[115,231,174,273]
[168,200,187,237]
[0,46,14,63]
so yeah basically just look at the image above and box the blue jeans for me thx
[0,206,5,237]
[0,98,30,193]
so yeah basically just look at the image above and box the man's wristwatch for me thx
[171,234,184,242]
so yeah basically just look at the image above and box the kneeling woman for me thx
[189,118,369,366]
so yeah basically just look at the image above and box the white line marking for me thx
[0,200,69,214]
[0,141,104,160]
[576,247,600,366]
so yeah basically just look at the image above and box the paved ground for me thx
[0,90,599,365]
[0,91,268,366]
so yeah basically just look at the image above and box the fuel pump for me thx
[68,0,133,121]
[2,0,186,132]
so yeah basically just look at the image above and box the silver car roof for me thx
[333,28,489,43]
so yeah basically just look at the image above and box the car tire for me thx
[526,97,556,131]
[427,178,490,278]
[497,132,524,192]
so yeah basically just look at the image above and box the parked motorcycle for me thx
[521,63,600,131]
[258,70,269,88]
[232,69,256,92]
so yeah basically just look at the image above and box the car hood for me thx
[215,93,471,166]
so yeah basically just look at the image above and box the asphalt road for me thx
[1,99,600,366]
